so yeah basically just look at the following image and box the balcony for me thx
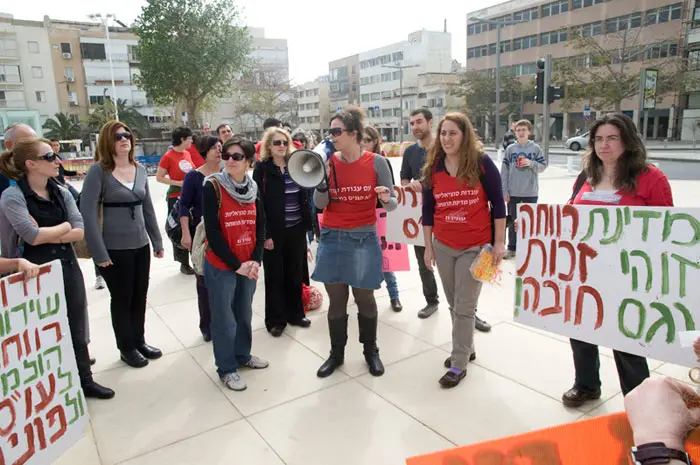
[0,49,19,60]
[0,76,23,86]
[128,53,140,63]
[85,77,131,86]
[0,99,26,109]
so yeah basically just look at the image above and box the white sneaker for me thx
[221,372,247,391]
[95,276,106,290]
[243,355,269,369]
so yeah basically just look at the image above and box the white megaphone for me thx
[287,149,327,189]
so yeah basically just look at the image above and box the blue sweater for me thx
[179,170,205,231]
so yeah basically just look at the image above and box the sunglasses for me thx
[222,151,246,161]
[115,132,131,141]
[39,152,60,163]
[328,128,345,137]
[272,140,289,147]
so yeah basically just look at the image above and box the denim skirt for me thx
[311,227,383,290]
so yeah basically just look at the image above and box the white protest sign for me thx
[514,204,700,367]
[0,260,88,464]
[386,186,424,246]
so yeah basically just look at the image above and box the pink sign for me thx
[317,210,410,272]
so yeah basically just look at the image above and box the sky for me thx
[3,0,504,84]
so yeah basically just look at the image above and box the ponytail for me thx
[0,150,22,180]
[0,138,42,180]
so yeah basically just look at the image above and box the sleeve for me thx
[79,164,110,263]
[0,187,39,244]
[158,153,170,171]
[179,171,197,216]
[532,144,548,173]
[314,187,330,209]
[400,147,412,181]
[385,157,396,185]
[59,188,83,229]
[645,170,674,207]
[501,147,511,197]
[374,155,397,212]
[482,156,506,219]
[142,169,164,252]
[421,186,435,227]
[252,192,265,264]
[62,167,78,177]
[203,181,241,272]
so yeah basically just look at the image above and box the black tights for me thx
[325,283,377,320]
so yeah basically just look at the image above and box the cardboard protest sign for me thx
[0,260,88,465]
[386,186,424,246]
[514,204,700,367]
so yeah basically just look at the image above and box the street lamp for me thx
[88,13,119,121]
[469,16,523,145]
[382,63,419,143]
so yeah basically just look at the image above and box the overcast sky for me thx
[3,0,503,84]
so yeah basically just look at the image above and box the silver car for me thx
[565,132,589,151]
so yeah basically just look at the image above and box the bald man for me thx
[1,123,38,196]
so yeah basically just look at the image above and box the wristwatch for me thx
[630,443,692,465]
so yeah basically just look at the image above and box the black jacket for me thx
[252,159,313,238]
[503,130,517,150]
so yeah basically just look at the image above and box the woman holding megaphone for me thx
[310,106,397,378]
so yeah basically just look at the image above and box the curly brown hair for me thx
[582,113,648,192]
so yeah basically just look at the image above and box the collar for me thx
[18,177,61,200]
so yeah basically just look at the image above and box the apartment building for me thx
[328,54,360,115]
[297,76,330,133]
[681,0,700,140]
[466,0,685,140]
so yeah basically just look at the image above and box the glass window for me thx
[560,0,569,13]
[540,32,550,46]
[35,91,46,102]
[542,4,550,17]
[489,43,497,55]
[659,7,669,23]
[60,42,71,54]
[572,0,582,9]
[631,13,642,28]
[592,22,602,35]
[671,3,682,20]
[31,66,42,78]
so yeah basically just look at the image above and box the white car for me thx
[565,133,589,151]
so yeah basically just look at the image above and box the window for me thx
[0,90,4,101]
[689,49,700,70]
[489,43,497,55]
[606,13,642,33]
[0,64,21,84]
[514,35,538,50]
[646,3,682,25]
[60,42,72,54]
[540,30,568,46]
[572,21,603,38]
[572,0,582,8]
[370,92,381,100]
[542,0,568,18]
[35,91,46,103]
[382,109,392,117]
[89,95,105,105]
[381,90,392,99]
[392,51,404,62]
[80,43,106,60]
[27,41,39,53]
[31,66,43,78]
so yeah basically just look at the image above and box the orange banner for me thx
[407,412,700,465]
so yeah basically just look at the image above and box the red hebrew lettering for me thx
[24,386,32,420]
[549,239,557,276]
[557,241,576,282]
[575,285,604,329]
[562,205,580,240]
[34,265,52,294]
[556,205,562,239]
[517,239,546,277]
[32,418,47,450]
[46,405,67,444]
[564,285,573,323]
[576,243,599,283]
[34,373,56,414]
[406,188,418,208]
[520,204,535,240]
[9,423,35,465]
[1,335,22,366]
[540,281,563,316]
[0,280,6,307]
[523,277,541,312]
[403,218,420,239]
[0,399,16,437]
[22,330,31,357]
[34,328,41,351]
[537,205,550,236]
[548,206,555,237]
[6,273,28,297]
[393,185,404,206]
[41,322,62,344]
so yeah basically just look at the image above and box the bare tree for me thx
[234,65,298,133]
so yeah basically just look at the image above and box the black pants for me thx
[507,196,538,252]
[570,339,650,395]
[263,223,307,329]
[99,245,151,352]
[167,197,190,267]
[195,274,211,335]
[413,246,439,305]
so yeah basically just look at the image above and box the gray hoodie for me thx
[501,140,547,197]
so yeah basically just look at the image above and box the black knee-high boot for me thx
[317,315,348,378]
[358,314,384,377]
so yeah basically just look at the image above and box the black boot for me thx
[75,343,115,399]
[358,314,384,377]
[317,316,348,378]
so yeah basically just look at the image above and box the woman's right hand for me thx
[181,233,192,251]
[16,259,40,280]
[97,260,113,268]
[424,245,436,271]
[264,239,274,250]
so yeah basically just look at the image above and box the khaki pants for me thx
[433,239,485,371]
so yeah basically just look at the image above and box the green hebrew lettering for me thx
[64,391,85,424]
[600,208,624,245]
[624,207,632,225]
[674,303,696,331]
[57,365,72,395]
[663,211,700,246]
[618,298,646,340]
[1,368,20,397]
[582,208,610,242]
[22,358,40,385]
[633,210,662,242]
[0,312,3,337]
[630,250,653,292]
[661,252,670,296]
[671,253,700,298]
[515,278,522,317]
[43,346,62,371]
[620,250,630,274]
[646,302,675,344]
[10,302,28,326]
[3,311,10,335]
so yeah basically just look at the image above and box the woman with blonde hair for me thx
[421,112,506,388]
[80,121,165,369]
[253,127,314,336]
[0,138,114,399]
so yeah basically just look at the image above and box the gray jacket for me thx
[80,163,163,264]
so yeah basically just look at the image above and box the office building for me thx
[328,54,360,115]
[297,76,330,133]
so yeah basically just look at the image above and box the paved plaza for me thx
[53,159,698,465]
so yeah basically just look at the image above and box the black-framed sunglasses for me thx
[222,151,246,161]
[328,128,345,137]
[272,140,289,147]
[38,152,60,163]
[115,132,131,141]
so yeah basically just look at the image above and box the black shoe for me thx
[439,369,467,388]
[390,299,403,312]
[289,317,311,328]
[444,353,476,368]
[120,350,149,368]
[475,314,492,333]
[83,381,115,399]
[138,343,162,360]
[418,303,439,319]
[202,332,211,342]
[269,326,284,337]
[562,386,602,408]
[90,357,96,366]
[317,316,348,378]
[180,264,195,275]
[364,346,385,377]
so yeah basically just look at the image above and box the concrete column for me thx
[668,106,676,139]
[562,112,570,140]
[633,109,640,129]
[653,116,659,139]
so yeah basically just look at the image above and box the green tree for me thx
[133,0,252,127]
[42,113,81,140]
[88,99,147,134]
[234,66,298,129]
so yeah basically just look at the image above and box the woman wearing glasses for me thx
[253,128,313,337]
[203,138,268,392]
[0,138,114,399]
[81,121,165,369]
[313,107,397,379]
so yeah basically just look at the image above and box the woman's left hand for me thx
[154,249,165,259]
[492,242,506,267]
[375,186,391,204]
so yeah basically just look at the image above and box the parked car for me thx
[565,133,589,151]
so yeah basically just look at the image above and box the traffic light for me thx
[548,86,565,104]
[535,58,545,104]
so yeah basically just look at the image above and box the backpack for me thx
[191,179,222,276]
[165,199,194,248]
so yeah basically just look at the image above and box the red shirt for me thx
[159,149,195,198]
[255,140,303,161]
[572,165,673,207]
[322,151,378,229]
[205,189,257,270]
[187,145,205,168]
[431,169,492,250]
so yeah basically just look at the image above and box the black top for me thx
[252,159,313,237]
[56,164,78,185]
[400,143,427,182]
[502,130,517,150]
[202,181,265,271]
[0,174,10,197]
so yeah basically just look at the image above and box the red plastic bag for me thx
[302,283,323,313]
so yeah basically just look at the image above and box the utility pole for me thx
[88,13,119,121]
[543,54,552,163]
[383,63,419,143]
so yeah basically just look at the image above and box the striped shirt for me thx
[283,169,302,227]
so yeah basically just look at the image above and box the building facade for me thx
[681,0,700,140]
[297,76,330,133]
[328,54,360,115]
[466,0,686,140]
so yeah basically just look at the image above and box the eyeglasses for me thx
[362,137,375,143]
[115,132,131,141]
[328,128,345,137]
[222,151,246,161]
[38,152,60,163]
[272,140,289,147]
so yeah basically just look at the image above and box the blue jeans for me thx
[204,259,257,377]
[383,272,399,300]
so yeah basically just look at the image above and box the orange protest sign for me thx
[407,412,700,465]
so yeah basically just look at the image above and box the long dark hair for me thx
[364,125,382,154]
[582,113,647,192]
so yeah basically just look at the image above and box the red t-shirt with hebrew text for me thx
[205,189,257,270]
[322,151,378,229]
[571,165,673,207]
[431,169,492,250]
